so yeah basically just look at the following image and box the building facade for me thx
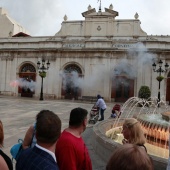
[0,4,170,102]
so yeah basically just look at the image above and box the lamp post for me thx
[152,59,169,106]
[37,59,50,100]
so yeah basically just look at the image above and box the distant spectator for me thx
[55,107,92,170]
[95,94,106,121]
[111,104,121,118]
[106,144,153,170]
[16,110,61,170]
[0,120,13,170]
[122,118,147,152]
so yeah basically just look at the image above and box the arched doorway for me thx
[166,71,170,103]
[18,63,36,97]
[111,62,135,102]
[111,75,134,102]
[61,64,82,100]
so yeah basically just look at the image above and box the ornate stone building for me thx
[0,4,170,102]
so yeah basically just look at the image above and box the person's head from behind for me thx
[36,110,61,145]
[122,118,145,144]
[0,120,4,147]
[97,94,102,99]
[69,107,88,130]
[106,144,153,170]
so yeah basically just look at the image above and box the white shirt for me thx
[35,144,56,162]
[96,98,106,110]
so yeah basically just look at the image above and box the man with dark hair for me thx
[16,110,61,170]
[55,107,92,170]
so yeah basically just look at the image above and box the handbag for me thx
[10,138,23,161]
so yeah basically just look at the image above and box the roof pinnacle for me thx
[97,0,102,12]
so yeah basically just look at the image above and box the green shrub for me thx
[138,86,151,99]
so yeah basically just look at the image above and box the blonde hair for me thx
[123,118,146,145]
[0,120,4,147]
[106,144,153,170]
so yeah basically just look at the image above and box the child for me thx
[111,104,121,118]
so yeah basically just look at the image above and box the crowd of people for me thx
[0,94,168,170]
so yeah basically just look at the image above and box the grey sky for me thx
[0,0,170,36]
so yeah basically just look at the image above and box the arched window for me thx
[20,64,36,73]
[62,64,82,99]
[18,63,36,96]
[64,64,82,74]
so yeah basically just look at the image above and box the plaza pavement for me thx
[0,95,114,170]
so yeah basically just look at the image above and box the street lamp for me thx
[37,59,50,100]
[152,59,169,106]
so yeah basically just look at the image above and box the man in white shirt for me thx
[95,94,107,121]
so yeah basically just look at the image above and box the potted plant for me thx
[156,75,164,82]
[138,86,151,107]
[39,71,46,78]
[138,86,151,99]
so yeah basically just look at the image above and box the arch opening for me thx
[61,64,83,100]
[18,63,36,97]
[111,65,135,102]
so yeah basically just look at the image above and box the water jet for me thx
[92,97,169,170]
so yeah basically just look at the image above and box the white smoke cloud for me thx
[59,65,109,96]
[114,43,156,79]
[129,43,156,65]
[10,78,36,92]
[60,70,83,91]
[113,59,137,79]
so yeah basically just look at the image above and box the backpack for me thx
[10,138,23,161]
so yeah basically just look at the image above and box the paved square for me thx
[0,96,113,170]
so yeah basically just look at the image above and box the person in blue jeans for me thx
[95,94,107,121]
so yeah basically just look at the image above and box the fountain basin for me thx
[162,111,170,121]
[137,114,169,148]
[92,119,168,170]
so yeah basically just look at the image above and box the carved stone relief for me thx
[0,53,14,61]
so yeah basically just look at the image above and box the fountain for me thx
[162,111,170,121]
[92,97,169,170]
